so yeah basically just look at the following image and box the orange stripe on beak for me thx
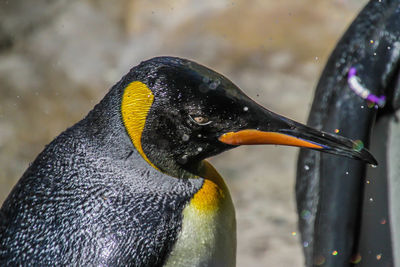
[219,129,323,149]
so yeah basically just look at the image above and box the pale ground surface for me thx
[0,0,367,266]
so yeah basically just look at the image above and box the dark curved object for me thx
[297,1,400,266]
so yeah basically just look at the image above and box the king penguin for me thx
[0,56,376,266]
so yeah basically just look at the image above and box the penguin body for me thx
[0,57,237,266]
[296,1,400,265]
[0,96,203,266]
[0,57,375,266]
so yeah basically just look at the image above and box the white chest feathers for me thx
[164,162,236,267]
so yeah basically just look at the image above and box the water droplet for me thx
[197,134,202,138]
[350,253,362,264]
[301,209,311,221]
[388,46,391,50]
[361,105,364,109]
[182,134,189,141]
[208,80,220,89]
[177,155,188,164]
[369,197,374,202]
[353,140,364,151]
[367,101,376,108]
[346,171,349,175]
[243,106,249,112]
[197,147,203,152]
[314,255,325,265]
[304,165,310,171]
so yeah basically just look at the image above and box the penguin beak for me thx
[218,108,377,165]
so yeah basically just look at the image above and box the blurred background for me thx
[0,0,368,266]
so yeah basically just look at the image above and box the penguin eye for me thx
[189,115,212,126]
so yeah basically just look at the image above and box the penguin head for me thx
[119,57,376,177]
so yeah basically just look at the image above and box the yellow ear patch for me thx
[191,160,228,212]
[121,82,227,213]
[121,81,158,170]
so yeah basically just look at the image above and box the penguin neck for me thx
[80,88,135,161]
[143,149,203,179]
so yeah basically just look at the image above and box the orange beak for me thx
[217,109,376,165]
[219,130,323,149]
